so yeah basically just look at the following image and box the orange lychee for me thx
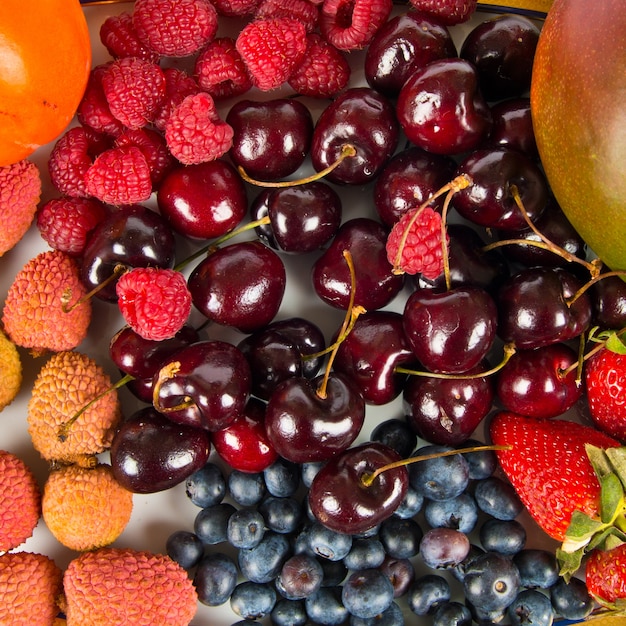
[0,328,22,411]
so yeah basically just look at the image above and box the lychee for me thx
[2,249,91,354]
[42,463,133,552]
[0,551,63,625]
[0,450,41,552]
[27,350,121,465]
[61,547,198,625]
[0,328,22,411]
[0,159,42,256]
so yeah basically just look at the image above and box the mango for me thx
[531,0,626,274]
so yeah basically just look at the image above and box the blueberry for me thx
[349,600,404,625]
[370,418,417,458]
[342,568,395,619]
[432,600,473,626]
[230,581,277,621]
[238,531,291,584]
[513,549,559,589]
[459,438,498,479]
[264,457,300,497]
[305,586,349,625]
[407,574,451,616]
[549,576,593,620]
[473,476,523,520]
[165,529,204,570]
[258,495,303,534]
[194,502,236,545]
[450,543,485,582]
[343,537,386,571]
[408,445,470,501]
[275,553,324,600]
[419,527,470,569]
[185,462,226,508]
[378,516,422,559]
[479,518,527,555]
[193,552,238,606]
[463,551,521,612]
[380,555,415,598]
[393,485,424,519]
[270,598,308,626]
[423,492,478,533]
[227,508,266,549]
[507,589,554,626]
[307,522,353,562]
[301,460,326,488]
[228,470,266,507]
[318,556,348,587]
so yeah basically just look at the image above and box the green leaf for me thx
[556,545,585,582]
[587,444,614,479]
[606,447,626,490]
[562,510,604,552]
[588,525,626,552]
[606,331,626,354]
[601,472,625,523]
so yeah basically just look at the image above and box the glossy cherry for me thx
[487,97,537,158]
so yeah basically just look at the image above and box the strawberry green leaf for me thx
[556,545,585,581]
[605,447,626,490]
[587,444,614,479]
[600,472,625,523]
[587,524,626,552]
[562,510,604,553]
[605,331,626,354]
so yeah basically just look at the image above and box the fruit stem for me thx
[360,444,513,488]
[151,361,196,413]
[395,342,516,379]
[62,263,127,312]
[567,269,626,308]
[237,144,358,188]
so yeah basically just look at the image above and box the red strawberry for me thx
[489,411,621,541]
[586,345,626,441]
[586,542,626,605]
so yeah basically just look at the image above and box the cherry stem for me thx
[57,373,133,441]
[237,144,358,188]
[62,263,127,313]
[395,342,516,379]
[361,444,513,488]
[566,269,626,308]
[151,361,195,413]
[561,326,626,379]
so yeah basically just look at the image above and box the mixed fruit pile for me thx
[1,0,626,624]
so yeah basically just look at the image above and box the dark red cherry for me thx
[308,442,409,535]
[396,58,492,155]
[312,218,404,311]
[226,98,313,181]
[81,204,175,301]
[310,87,399,185]
[332,311,415,405]
[156,159,247,240]
[403,363,495,446]
[188,240,286,333]
[373,147,457,228]
[265,372,366,464]
[364,11,457,98]
[110,406,211,494]
[211,398,279,473]
[152,340,251,432]
[403,286,498,374]
[496,343,583,419]
[486,97,537,159]
[590,266,626,330]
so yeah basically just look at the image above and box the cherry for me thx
[81,204,176,301]
[312,217,404,311]
[110,406,211,494]
[152,340,251,432]
[487,97,537,159]
[403,286,498,374]
[590,266,626,329]
[496,343,583,419]
[310,87,399,185]
[188,240,286,333]
[396,58,492,156]
[156,159,248,240]
[364,11,457,98]
[308,442,409,535]
[226,98,313,181]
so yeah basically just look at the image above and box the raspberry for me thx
[99,11,161,63]
[165,92,234,165]
[212,0,261,16]
[116,267,192,341]
[101,57,167,130]
[115,127,174,188]
[288,33,351,98]
[255,0,320,32]
[385,206,448,279]
[132,0,219,57]
[84,146,153,206]
[320,0,393,50]
[77,64,127,137]
[194,37,252,100]
[37,197,108,257]
[408,0,478,25]
[152,67,202,132]
[236,17,308,91]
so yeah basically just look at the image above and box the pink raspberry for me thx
[99,11,161,63]
[236,17,308,91]
[212,0,261,16]
[77,64,126,137]
[116,267,192,341]
[320,0,393,50]
[132,0,219,57]
[408,0,478,25]
[48,126,111,198]
[288,33,350,98]
[255,0,320,32]
[152,67,202,132]
[165,92,234,165]
[385,206,448,279]
[115,128,174,189]
[36,197,108,257]
[194,37,252,100]
[84,146,153,205]
[101,57,167,130]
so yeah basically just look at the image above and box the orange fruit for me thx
[0,0,92,166]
